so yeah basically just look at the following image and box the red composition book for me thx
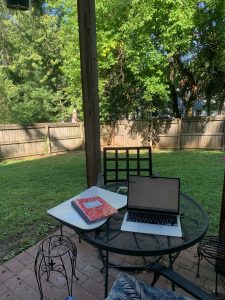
[71,196,118,223]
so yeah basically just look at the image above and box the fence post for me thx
[222,119,225,151]
[45,124,51,154]
[112,121,115,146]
[124,120,128,147]
[80,122,85,149]
[149,118,153,148]
[177,118,182,150]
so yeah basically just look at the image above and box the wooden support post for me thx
[77,0,101,187]
[219,171,225,236]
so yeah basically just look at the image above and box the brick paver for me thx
[0,227,224,300]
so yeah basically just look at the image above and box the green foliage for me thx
[0,0,80,124]
[96,0,195,118]
[1,0,225,122]
[192,0,225,114]
[97,0,225,118]
[0,71,20,123]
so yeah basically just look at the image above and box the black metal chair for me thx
[106,263,217,300]
[197,235,225,296]
[151,263,217,300]
[196,171,225,296]
[98,146,153,186]
[96,146,155,274]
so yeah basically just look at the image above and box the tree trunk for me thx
[169,84,180,118]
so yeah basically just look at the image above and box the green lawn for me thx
[0,149,224,263]
[0,152,87,263]
[153,149,225,237]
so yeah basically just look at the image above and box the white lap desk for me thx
[47,186,127,230]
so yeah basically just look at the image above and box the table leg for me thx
[169,254,175,291]
[104,250,109,298]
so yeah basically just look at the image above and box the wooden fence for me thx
[0,123,85,159]
[100,116,225,150]
[1,116,225,159]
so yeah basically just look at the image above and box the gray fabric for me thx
[105,273,192,300]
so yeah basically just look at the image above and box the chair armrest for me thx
[150,263,217,300]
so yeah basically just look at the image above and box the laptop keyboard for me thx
[127,211,177,226]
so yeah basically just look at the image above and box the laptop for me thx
[121,176,182,237]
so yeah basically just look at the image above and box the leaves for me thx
[1,0,225,123]
[0,0,80,123]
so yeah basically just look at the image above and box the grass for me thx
[152,149,225,236]
[0,149,224,263]
[0,151,87,263]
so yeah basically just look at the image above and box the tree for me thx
[1,0,225,123]
[193,0,225,115]
[97,0,225,118]
[46,0,82,119]
[95,0,196,119]
[0,0,80,123]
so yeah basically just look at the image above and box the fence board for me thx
[49,125,81,139]
[181,134,223,149]
[100,122,114,146]
[50,138,83,152]
[155,136,179,149]
[0,141,45,158]
[0,127,46,143]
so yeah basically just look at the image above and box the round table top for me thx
[77,183,208,256]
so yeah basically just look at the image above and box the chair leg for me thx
[196,246,201,277]
[169,254,175,291]
[60,224,63,236]
[215,267,218,296]
[104,251,109,298]
[151,271,160,286]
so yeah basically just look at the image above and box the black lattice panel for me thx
[103,146,152,185]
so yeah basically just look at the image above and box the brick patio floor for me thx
[1,226,225,300]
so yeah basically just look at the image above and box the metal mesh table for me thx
[78,183,208,255]
[76,183,208,296]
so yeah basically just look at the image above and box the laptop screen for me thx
[128,176,180,214]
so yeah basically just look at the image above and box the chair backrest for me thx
[103,146,152,185]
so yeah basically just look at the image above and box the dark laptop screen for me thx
[128,176,180,214]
